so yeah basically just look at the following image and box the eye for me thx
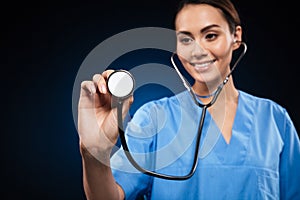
[205,33,218,41]
[179,37,194,45]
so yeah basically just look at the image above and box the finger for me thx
[92,70,115,94]
[100,70,115,94]
[102,69,115,79]
[80,80,96,95]
[121,95,134,118]
[129,95,134,106]
[79,81,98,109]
[92,74,107,94]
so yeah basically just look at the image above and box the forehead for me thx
[175,4,228,31]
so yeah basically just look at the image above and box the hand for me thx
[78,70,133,161]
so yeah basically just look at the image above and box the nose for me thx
[191,42,207,59]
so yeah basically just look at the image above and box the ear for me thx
[233,25,242,50]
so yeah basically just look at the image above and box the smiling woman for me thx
[76,0,300,199]
[174,3,243,145]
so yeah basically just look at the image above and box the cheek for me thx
[176,39,233,65]
[176,43,194,61]
[211,42,230,58]
[213,38,233,57]
[177,54,189,71]
[177,54,193,75]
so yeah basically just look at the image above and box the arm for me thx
[279,111,300,199]
[80,144,124,200]
[78,70,133,200]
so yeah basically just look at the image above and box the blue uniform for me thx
[111,90,300,200]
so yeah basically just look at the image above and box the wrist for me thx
[80,142,113,166]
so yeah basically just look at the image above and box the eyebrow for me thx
[176,24,221,36]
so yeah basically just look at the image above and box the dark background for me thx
[2,1,299,199]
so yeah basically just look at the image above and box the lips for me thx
[190,59,216,68]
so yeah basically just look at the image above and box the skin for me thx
[175,4,241,96]
[78,3,242,200]
[78,70,128,200]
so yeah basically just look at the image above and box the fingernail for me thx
[91,86,96,94]
[101,85,107,93]
[90,86,96,94]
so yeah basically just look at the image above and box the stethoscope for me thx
[107,41,247,180]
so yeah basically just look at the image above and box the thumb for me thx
[121,95,134,119]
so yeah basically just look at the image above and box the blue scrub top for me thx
[111,90,300,200]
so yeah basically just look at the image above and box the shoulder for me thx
[127,91,191,133]
[137,90,190,111]
[238,90,300,144]
[239,90,287,114]
[238,90,293,132]
[130,90,192,125]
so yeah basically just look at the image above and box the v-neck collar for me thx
[192,90,253,164]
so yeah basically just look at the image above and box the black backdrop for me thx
[2,1,299,199]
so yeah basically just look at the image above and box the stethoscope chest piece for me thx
[107,70,135,100]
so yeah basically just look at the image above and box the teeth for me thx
[193,63,210,67]
[191,60,214,68]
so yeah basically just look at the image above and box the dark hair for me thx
[174,0,241,34]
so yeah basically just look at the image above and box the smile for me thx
[190,59,216,68]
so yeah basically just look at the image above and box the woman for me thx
[78,0,300,199]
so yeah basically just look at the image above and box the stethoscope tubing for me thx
[116,42,247,180]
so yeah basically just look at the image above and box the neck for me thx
[192,76,238,104]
